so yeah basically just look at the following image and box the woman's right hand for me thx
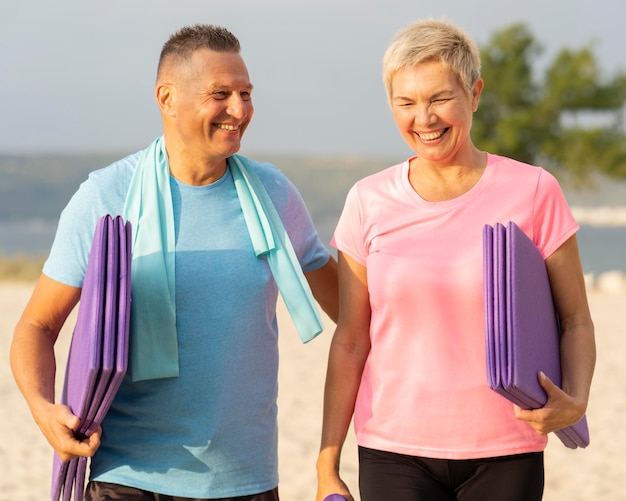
[316,474,354,501]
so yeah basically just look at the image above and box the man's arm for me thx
[305,255,339,324]
[10,274,101,461]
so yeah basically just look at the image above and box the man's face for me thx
[169,49,254,166]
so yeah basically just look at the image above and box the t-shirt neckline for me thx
[400,153,493,210]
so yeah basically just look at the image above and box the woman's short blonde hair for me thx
[382,19,481,99]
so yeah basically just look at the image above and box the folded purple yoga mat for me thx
[51,215,132,501]
[483,221,589,449]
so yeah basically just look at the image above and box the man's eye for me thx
[213,91,228,99]
[241,92,251,101]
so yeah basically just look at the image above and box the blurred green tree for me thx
[472,23,626,182]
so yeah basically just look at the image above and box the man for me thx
[11,24,338,501]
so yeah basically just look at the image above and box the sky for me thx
[1,0,623,158]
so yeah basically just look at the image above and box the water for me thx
[577,225,626,275]
[2,152,626,275]
[0,220,57,257]
[0,219,624,276]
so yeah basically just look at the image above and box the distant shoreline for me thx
[570,206,626,227]
[3,205,626,227]
[1,205,625,283]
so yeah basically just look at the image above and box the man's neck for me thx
[163,139,229,186]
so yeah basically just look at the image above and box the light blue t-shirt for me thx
[44,150,330,498]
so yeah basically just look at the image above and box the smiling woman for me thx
[316,18,595,501]
[390,61,485,200]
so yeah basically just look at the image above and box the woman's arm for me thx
[316,252,372,501]
[515,234,596,434]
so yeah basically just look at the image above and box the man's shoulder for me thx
[87,150,142,184]
[69,150,142,212]
[234,155,293,200]
[237,155,286,181]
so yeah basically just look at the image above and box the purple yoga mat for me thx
[51,215,132,501]
[483,221,589,449]
[77,218,119,439]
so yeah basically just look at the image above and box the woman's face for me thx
[390,60,482,166]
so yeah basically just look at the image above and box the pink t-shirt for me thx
[333,153,579,459]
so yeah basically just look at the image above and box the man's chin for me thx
[224,141,243,157]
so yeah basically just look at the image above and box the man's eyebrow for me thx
[208,83,254,92]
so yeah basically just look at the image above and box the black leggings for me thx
[358,446,544,501]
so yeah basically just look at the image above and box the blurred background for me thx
[1,0,625,281]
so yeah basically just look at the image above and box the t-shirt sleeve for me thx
[43,157,134,287]
[270,168,330,272]
[331,183,367,265]
[43,175,105,287]
[533,169,580,259]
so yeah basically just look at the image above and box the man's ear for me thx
[156,83,176,117]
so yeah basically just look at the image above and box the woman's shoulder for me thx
[486,153,564,199]
[351,159,406,193]
[487,153,558,181]
[487,153,545,174]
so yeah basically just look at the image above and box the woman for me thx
[316,19,595,501]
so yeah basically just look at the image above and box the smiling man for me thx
[11,24,338,501]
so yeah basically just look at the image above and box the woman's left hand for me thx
[513,371,587,435]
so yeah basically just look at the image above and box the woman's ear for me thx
[471,77,484,112]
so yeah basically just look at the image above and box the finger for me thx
[57,406,81,432]
[65,428,101,458]
[513,402,548,424]
[76,436,101,457]
[538,371,569,403]
[86,428,101,451]
[514,406,538,422]
[538,371,555,389]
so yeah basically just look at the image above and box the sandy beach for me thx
[1,280,624,501]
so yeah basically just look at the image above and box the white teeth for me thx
[216,124,238,131]
[418,130,444,141]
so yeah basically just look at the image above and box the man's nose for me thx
[227,94,247,119]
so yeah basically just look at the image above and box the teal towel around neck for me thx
[123,137,178,381]
[229,153,324,345]
[122,137,323,382]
